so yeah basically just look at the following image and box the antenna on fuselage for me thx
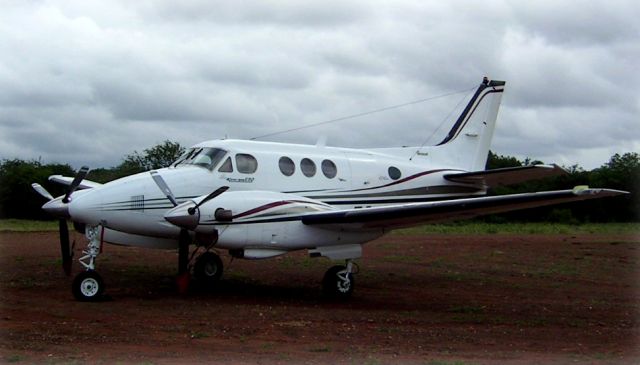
[249,86,476,141]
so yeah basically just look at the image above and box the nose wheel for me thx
[72,225,106,301]
[72,270,105,301]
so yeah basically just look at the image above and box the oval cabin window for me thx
[321,159,337,179]
[388,166,401,180]
[301,158,316,177]
[279,156,295,176]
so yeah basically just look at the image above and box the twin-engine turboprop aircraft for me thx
[33,78,626,301]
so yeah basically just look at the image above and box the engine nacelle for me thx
[164,190,384,253]
[165,190,336,233]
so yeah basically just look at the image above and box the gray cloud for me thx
[0,1,638,170]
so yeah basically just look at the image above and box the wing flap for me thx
[302,187,627,230]
[444,164,566,187]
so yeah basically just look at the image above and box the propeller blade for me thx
[32,183,54,201]
[176,228,191,294]
[150,171,179,207]
[62,166,90,203]
[178,228,190,275]
[188,186,229,215]
[59,219,72,276]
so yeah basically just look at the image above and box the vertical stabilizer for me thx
[431,78,505,170]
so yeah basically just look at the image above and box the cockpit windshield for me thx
[172,147,227,170]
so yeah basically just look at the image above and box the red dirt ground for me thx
[1,231,638,364]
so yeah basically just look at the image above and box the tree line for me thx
[0,141,637,222]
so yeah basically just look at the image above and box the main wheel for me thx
[72,270,105,302]
[322,265,354,299]
[194,252,223,284]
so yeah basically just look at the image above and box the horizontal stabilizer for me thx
[444,164,567,187]
[302,187,627,230]
[49,175,103,189]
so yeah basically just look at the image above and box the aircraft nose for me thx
[164,202,199,230]
[42,198,70,218]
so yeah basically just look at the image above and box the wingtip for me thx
[572,185,629,196]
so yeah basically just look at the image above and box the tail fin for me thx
[429,78,505,170]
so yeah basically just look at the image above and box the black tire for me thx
[72,270,105,302]
[322,265,354,299]
[194,252,223,284]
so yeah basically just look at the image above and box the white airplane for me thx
[32,78,626,301]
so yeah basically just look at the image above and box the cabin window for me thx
[279,156,295,176]
[218,157,233,172]
[236,154,258,174]
[388,166,401,180]
[301,158,316,177]
[321,159,337,179]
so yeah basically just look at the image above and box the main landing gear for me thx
[193,252,224,284]
[322,260,357,299]
[178,229,224,293]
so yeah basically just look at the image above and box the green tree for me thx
[0,159,74,219]
[89,140,186,184]
[485,150,522,169]
[587,152,639,221]
[123,140,185,171]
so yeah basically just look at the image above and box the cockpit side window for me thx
[218,157,233,172]
[172,147,227,170]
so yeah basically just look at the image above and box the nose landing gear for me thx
[72,225,105,301]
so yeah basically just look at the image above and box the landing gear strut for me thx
[72,225,105,301]
[322,260,356,299]
[178,229,224,292]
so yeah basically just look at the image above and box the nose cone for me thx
[164,202,200,230]
[42,197,70,218]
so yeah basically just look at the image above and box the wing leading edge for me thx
[302,187,627,230]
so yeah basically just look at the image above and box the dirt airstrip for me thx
[0,231,638,364]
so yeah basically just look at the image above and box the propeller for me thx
[150,171,229,293]
[150,171,194,290]
[150,171,178,207]
[62,166,89,203]
[32,183,54,201]
[187,186,229,215]
[32,166,90,276]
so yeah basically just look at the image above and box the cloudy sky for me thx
[1,0,638,170]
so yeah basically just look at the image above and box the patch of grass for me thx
[394,222,640,235]
[447,305,484,314]
[5,354,24,363]
[0,219,64,232]
[364,356,382,365]
[189,331,210,339]
[529,262,580,278]
[9,278,41,289]
[426,361,477,365]
[308,346,331,353]
[382,254,423,264]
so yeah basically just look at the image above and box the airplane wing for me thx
[301,187,627,230]
[444,164,567,187]
[48,175,103,189]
